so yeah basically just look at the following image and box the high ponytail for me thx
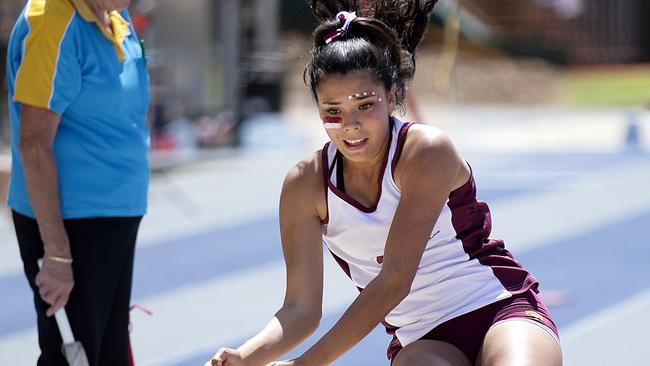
[368,1,437,54]
[304,0,438,112]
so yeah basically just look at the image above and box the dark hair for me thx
[304,0,438,113]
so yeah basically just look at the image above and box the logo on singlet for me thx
[525,310,544,323]
[429,230,441,241]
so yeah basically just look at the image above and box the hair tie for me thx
[323,11,357,44]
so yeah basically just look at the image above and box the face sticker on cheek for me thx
[323,116,343,129]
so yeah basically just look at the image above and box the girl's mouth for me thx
[343,138,368,149]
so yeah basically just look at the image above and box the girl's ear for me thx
[387,84,397,114]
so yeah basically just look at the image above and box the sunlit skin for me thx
[316,71,397,175]
[322,92,383,129]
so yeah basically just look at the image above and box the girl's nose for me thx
[343,114,361,131]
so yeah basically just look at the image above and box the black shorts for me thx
[13,211,142,366]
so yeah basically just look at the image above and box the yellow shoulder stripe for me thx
[70,0,128,60]
[13,0,76,110]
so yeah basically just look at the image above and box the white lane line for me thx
[560,289,650,366]
[437,108,650,154]
[131,255,355,366]
[119,149,304,248]
[489,158,650,253]
[0,328,38,366]
[0,149,305,278]
[0,218,20,278]
[0,256,356,365]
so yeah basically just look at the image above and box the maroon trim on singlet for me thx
[328,248,402,357]
[325,120,394,213]
[383,320,403,361]
[446,169,538,294]
[320,143,332,225]
[391,122,414,177]
[327,249,352,279]
[327,250,367,295]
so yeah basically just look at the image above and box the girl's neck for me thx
[342,135,390,179]
[343,153,385,179]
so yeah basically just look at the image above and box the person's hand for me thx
[205,348,245,366]
[266,362,295,366]
[35,257,74,317]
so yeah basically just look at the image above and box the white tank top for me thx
[321,118,536,347]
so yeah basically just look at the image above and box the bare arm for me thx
[295,127,467,366]
[19,104,73,316]
[208,155,326,366]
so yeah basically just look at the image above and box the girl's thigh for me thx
[477,319,562,366]
[393,339,472,366]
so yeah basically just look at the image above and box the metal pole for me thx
[220,0,240,120]
[254,0,279,54]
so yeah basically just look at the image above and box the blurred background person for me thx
[5,0,150,364]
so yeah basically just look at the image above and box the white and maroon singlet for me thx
[320,117,538,347]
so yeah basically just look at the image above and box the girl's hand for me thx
[205,348,245,366]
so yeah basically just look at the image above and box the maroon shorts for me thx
[387,289,558,364]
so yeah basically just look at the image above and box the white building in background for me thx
[144,0,281,126]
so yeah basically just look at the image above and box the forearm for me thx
[297,276,408,365]
[21,145,69,256]
[238,305,320,366]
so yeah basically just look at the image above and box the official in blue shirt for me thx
[6,0,150,364]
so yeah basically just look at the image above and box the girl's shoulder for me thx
[284,150,325,188]
[281,150,328,218]
[401,123,455,158]
[394,123,467,189]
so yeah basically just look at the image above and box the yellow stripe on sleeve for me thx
[70,0,127,60]
[13,0,76,111]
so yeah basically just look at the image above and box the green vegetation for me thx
[564,68,650,107]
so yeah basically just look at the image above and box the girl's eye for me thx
[359,103,373,110]
[326,108,340,115]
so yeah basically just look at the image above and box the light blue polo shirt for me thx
[6,0,150,219]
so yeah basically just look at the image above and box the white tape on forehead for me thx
[348,91,377,100]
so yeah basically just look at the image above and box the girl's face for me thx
[316,71,396,164]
